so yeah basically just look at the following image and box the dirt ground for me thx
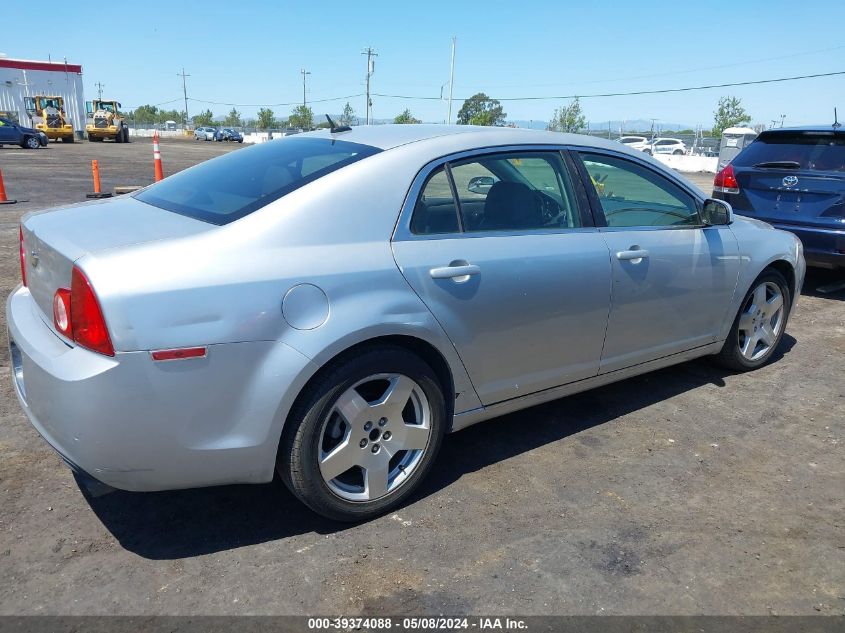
[0,139,842,616]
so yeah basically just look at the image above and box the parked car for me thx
[9,126,804,521]
[194,126,217,141]
[713,125,844,269]
[0,117,49,149]
[216,128,243,143]
[644,138,687,155]
[618,135,650,151]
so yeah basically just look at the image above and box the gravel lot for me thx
[0,139,843,616]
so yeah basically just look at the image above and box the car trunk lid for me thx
[736,168,845,228]
[21,196,213,328]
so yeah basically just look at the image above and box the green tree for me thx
[712,96,751,137]
[456,93,506,126]
[131,104,159,125]
[223,108,242,127]
[547,97,586,133]
[339,102,356,126]
[257,108,276,130]
[394,108,421,124]
[191,109,214,127]
[159,109,186,126]
[289,105,314,130]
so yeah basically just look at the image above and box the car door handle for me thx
[429,264,481,279]
[616,249,650,261]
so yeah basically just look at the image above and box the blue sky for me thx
[4,0,844,127]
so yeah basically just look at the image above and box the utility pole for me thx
[300,68,311,107]
[362,47,378,125]
[447,36,456,125]
[177,68,190,130]
[95,82,105,101]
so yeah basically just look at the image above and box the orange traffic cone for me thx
[0,169,17,205]
[153,130,164,182]
[86,159,112,199]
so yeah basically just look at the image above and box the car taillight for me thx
[19,226,26,287]
[714,164,740,194]
[53,288,72,337]
[69,266,114,356]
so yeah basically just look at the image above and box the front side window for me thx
[136,137,381,224]
[580,153,699,228]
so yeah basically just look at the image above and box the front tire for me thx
[715,269,791,371]
[278,345,447,522]
[23,136,41,149]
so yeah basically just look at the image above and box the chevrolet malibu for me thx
[8,125,805,521]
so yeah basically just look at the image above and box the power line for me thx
[455,43,845,91]
[184,94,364,108]
[123,68,844,113]
[373,70,845,102]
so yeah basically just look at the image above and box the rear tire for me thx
[63,136,74,143]
[277,345,447,522]
[715,269,791,371]
[123,127,130,143]
[115,129,123,143]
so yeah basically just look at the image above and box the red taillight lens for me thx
[70,266,114,356]
[713,164,740,194]
[53,288,72,337]
[19,226,26,287]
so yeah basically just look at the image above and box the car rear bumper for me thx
[766,222,845,269]
[6,285,316,491]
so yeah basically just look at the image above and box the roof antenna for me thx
[326,114,351,134]
[834,107,841,129]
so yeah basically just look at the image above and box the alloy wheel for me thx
[318,373,432,502]
[737,281,785,361]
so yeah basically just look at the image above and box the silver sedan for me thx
[8,125,805,521]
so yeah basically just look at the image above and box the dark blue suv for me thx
[713,126,844,269]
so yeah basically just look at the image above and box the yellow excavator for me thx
[25,95,75,142]
[85,100,129,143]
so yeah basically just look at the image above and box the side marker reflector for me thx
[151,347,207,362]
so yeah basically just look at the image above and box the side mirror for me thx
[702,198,733,226]
[467,175,496,195]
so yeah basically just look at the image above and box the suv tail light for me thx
[52,266,114,356]
[714,164,740,194]
[19,226,26,287]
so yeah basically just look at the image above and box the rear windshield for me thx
[136,137,381,224]
[733,132,845,172]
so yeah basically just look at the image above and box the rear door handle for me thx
[615,249,649,261]
[429,264,481,280]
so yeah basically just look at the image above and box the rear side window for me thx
[733,132,845,172]
[136,137,381,224]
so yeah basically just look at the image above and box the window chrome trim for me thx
[393,144,596,242]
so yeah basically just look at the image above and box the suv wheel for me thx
[278,345,446,521]
[23,136,41,149]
